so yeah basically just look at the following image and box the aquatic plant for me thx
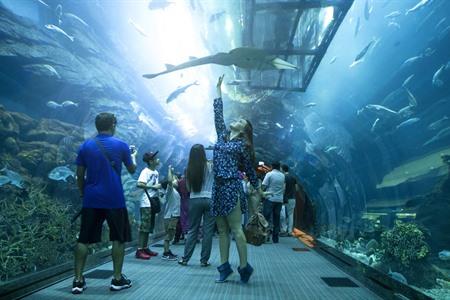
[380,221,429,267]
[0,184,78,281]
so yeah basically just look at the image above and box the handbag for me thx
[244,212,268,246]
[144,189,161,214]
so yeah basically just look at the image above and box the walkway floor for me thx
[25,236,381,300]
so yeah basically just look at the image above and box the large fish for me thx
[423,126,450,146]
[354,17,361,37]
[371,118,380,132]
[402,74,415,87]
[396,117,420,130]
[427,116,449,131]
[48,166,75,182]
[360,104,399,118]
[64,13,89,27]
[385,11,401,19]
[349,40,375,68]
[432,63,448,87]
[406,0,432,15]
[364,0,373,20]
[401,55,423,68]
[128,19,149,37]
[143,47,297,79]
[166,81,199,103]
[44,24,74,42]
[404,88,418,107]
[55,4,62,25]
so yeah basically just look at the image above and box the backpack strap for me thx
[93,138,120,176]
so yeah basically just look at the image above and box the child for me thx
[136,151,161,260]
[161,165,180,261]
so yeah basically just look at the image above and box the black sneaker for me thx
[162,251,178,261]
[178,257,188,266]
[110,274,132,292]
[200,261,211,267]
[71,277,86,294]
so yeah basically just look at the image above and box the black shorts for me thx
[78,208,132,244]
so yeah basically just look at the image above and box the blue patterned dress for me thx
[211,97,258,217]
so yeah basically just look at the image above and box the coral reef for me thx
[0,184,78,281]
[380,221,429,267]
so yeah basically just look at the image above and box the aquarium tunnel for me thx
[0,0,449,299]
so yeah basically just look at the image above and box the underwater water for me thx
[0,0,449,299]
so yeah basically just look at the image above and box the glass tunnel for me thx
[0,0,449,299]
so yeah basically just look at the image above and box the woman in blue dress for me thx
[212,75,259,283]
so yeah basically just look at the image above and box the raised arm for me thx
[214,75,227,142]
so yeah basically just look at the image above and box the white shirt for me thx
[138,167,159,207]
[163,185,180,219]
[262,169,285,202]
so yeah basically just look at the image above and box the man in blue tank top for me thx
[72,112,137,294]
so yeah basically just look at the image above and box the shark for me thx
[166,81,199,103]
[143,47,297,79]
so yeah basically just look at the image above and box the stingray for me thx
[142,47,297,79]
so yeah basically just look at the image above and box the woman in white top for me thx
[178,144,215,267]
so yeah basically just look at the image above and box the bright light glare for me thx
[225,16,233,37]
[323,7,334,30]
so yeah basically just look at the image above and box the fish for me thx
[209,11,226,23]
[55,4,62,26]
[349,40,375,68]
[405,0,432,15]
[427,116,449,130]
[325,146,338,153]
[423,126,450,146]
[48,166,75,182]
[438,250,450,260]
[0,166,24,189]
[432,64,447,87]
[63,13,89,27]
[435,17,446,30]
[128,19,149,37]
[314,127,325,134]
[364,104,399,117]
[166,81,199,103]
[143,47,297,79]
[385,11,401,19]
[148,0,174,10]
[304,102,317,108]
[371,118,380,132]
[364,0,373,20]
[404,88,418,107]
[46,101,62,109]
[354,17,361,37]
[61,100,79,108]
[0,175,11,187]
[227,79,251,86]
[275,123,284,129]
[23,64,60,79]
[44,24,74,42]
[397,106,414,118]
[402,74,415,87]
[35,0,49,7]
[401,55,423,68]
[396,117,420,130]
[388,22,400,29]
[329,56,338,64]
[388,269,408,284]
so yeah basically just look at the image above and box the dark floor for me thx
[24,236,381,300]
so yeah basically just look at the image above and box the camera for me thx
[129,145,136,154]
